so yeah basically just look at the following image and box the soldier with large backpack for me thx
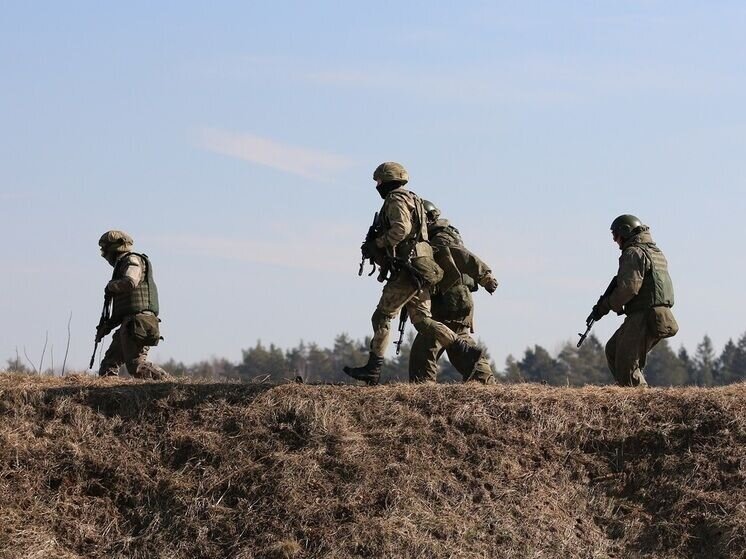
[587,215,678,387]
[95,230,170,380]
[343,162,484,385]
[409,200,498,384]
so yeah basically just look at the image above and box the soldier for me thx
[409,201,498,384]
[96,230,170,380]
[343,162,484,385]
[589,215,678,387]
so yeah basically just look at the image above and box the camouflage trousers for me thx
[99,315,170,380]
[605,310,661,387]
[409,322,495,384]
[370,272,459,357]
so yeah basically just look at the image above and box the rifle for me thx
[394,306,408,355]
[358,212,380,277]
[577,276,618,348]
[90,294,112,369]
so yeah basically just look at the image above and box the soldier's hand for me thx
[482,275,499,294]
[95,323,111,342]
[590,298,610,321]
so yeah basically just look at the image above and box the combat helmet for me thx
[610,215,643,241]
[373,162,409,185]
[99,230,134,255]
[422,199,440,221]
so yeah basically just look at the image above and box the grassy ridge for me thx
[0,374,744,559]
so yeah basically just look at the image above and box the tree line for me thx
[5,332,744,386]
[147,331,746,386]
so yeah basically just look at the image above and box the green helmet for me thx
[99,230,134,253]
[373,162,409,185]
[422,199,440,220]
[610,214,643,240]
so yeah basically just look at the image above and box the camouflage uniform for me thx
[595,227,678,387]
[97,232,169,380]
[344,163,483,385]
[409,219,497,384]
[368,189,461,357]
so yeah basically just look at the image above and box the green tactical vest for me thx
[623,243,674,314]
[429,222,475,325]
[111,252,160,324]
[429,222,464,248]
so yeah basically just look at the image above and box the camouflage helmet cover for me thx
[373,162,409,185]
[610,214,643,240]
[99,230,134,253]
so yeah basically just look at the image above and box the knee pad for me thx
[372,308,394,331]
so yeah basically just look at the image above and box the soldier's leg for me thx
[409,331,444,383]
[605,329,621,384]
[119,319,170,380]
[445,325,495,384]
[370,274,420,356]
[609,313,649,387]
[99,328,125,377]
[344,274,419,384]
[407,289,483,375]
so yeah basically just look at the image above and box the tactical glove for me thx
[481,274,499,294]
[95,323,112,343]
[590,297,611,321]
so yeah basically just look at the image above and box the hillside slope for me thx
[0,374,744,559]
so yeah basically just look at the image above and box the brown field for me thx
[0,373,744,559]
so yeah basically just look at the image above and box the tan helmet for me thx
[373,162,409,185]
[98,230,134,254]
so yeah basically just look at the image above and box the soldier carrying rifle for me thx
[94,230,170,380]
[343,162,484,386]
[582,215,678,387]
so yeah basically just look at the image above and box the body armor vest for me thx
[429,222,475,325]
[624,243,674,314]
[111,252,160,324]
[380,189,428,260]
[429,222,464,248]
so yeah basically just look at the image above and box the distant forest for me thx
[6,332,745,387]
[87,331,746,386]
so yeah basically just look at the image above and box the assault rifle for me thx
[394,306,408,355]
[358,212,380,277]
[577,276,618,348]
[90,294,112,369]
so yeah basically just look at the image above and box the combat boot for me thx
[450,338,484,380]
[343,352,384,386]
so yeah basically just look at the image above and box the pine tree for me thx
[693,335,716,386]
[517,345,567,385]
[644,340,689,386]
[557,335,609,386]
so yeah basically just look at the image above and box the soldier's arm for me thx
[450,246,497,289]
[106,254,144,294]
[376,193,413,249]
[605,248,648,312]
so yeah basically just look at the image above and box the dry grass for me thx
[0,373,744,558]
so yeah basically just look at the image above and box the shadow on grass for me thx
[39,382,277,419]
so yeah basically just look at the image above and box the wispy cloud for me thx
[198,128,354,180]
[149,227,359,273]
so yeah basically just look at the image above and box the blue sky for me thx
[1,1,745,371]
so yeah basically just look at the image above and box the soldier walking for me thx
[409,201,498,384]
[343,162,483,385]
[96,230,170,380]
[588,215,678,387]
